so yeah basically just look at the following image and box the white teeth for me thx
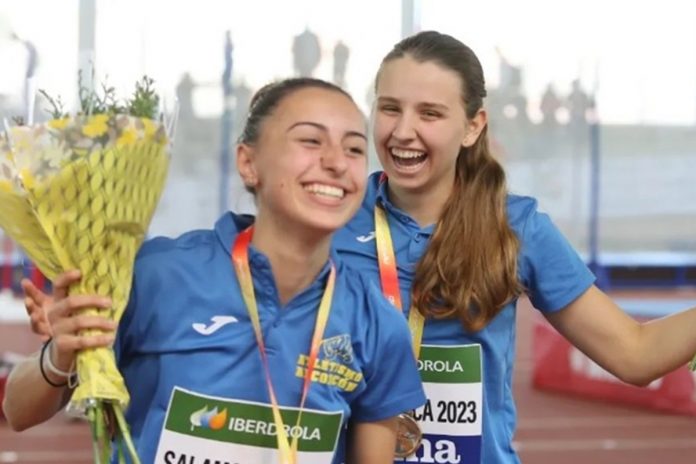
[390,148,426,159]
[304,183,345,199]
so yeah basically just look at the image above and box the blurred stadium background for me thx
[1,1,695,463]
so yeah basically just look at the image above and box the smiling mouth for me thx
[390,147,428,170]
[303,183,346,199]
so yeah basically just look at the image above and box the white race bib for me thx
[397,344,483,464]
[155,388,344,464]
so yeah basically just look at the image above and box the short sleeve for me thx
[517,200,596,312]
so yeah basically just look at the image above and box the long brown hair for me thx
[378,31,523,332]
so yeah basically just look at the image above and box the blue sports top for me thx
[114,212,426,464]
[333,172,596,464]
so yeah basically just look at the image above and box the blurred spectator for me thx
[566,78,594,125]
[292,27,321,77]
[540,83,561,126]
[175,72,195,121]
[333,40,349,87]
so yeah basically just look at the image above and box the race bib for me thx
[397,344,483,464]
[155,388,344,464]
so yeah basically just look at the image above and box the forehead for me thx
[377,56,463,105]
[271,87,364,128]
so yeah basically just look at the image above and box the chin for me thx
[303,199,360,230]
[295,214,352,237]
[382,168,429,190]
[315,216,353,233]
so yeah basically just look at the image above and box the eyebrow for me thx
[377,96,450,112]
[287,121,367,141]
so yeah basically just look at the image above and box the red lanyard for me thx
[232,226,335,464]
[374,205,424,359]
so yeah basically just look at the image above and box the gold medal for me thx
[395,413,422,458]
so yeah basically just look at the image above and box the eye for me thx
[347,146,365,156]
[300,138,321,145]
[422,110,442,119]
[379,105,400,114]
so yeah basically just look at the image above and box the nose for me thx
[391,112,417,142]
[320,143,348,175]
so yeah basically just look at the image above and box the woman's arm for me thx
[347,417,399,464]
[2,349,74,431]
[2,271,115,431]
[545,284,696,386]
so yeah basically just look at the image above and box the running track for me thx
[2,290,695,463]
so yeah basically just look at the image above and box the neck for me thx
[251,214,332,305]
[386,176,455,227]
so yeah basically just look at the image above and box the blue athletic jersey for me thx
[332,172,596,464]
[114,212,426,464]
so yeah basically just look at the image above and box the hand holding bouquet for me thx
[0,76,174,463]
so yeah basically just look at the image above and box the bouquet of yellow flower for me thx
[0,76,173,463]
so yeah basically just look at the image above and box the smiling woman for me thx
[237,82,369,243]
[2,77,426,464]
[331,30,696,464]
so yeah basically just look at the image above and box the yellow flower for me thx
[19,168,36,190]
[141,118,157,138]
[82,114,110,138]
[48,117,71,130]
[116,127,138,147]
[0,180,13,193]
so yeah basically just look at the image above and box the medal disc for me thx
[395,413,422,458]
